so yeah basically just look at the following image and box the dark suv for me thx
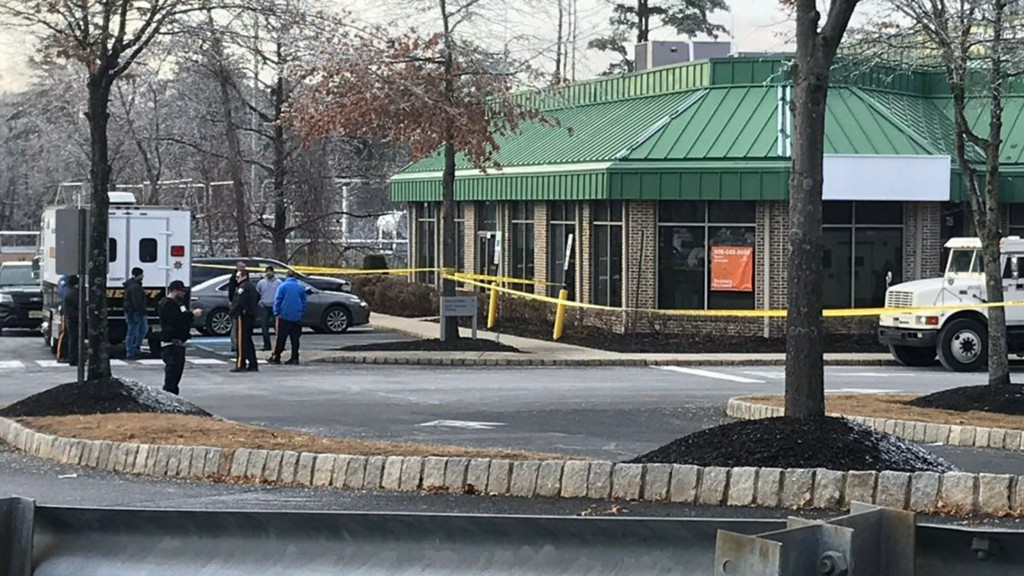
[192,257,351,293]
[0,261,43,334]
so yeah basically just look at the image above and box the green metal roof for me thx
[626,86,779,160]
[824,89,935,155]
[391,56,1024,204]
[398,91,707,174]
[937,96,1024,165]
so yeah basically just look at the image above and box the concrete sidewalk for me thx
[303,314,895,367]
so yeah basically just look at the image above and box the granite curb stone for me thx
[2,415,1021,517]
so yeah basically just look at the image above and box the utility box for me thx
[54,208,88,275]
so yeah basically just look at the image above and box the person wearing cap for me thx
[158,280,201,394]
[228,268,260,372]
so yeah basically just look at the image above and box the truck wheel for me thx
[938,318,987,372]
[889,345,938,367]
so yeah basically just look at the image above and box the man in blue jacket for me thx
[270,270,307,365]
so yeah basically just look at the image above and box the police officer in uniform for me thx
[229,268,260,372]
[158,280,201,395]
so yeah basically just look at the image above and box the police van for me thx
[38,191,192,355]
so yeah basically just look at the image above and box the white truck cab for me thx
[879,236,1024,371]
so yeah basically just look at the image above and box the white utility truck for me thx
[879,236,1024,372]
[38,191,192,354]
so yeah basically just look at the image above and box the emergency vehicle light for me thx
[170,245,185,257]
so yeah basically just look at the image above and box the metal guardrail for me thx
[1,497,1021,575]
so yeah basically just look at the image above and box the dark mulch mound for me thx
[628,417,955,473]
[0,377,211,418]
[338,338,520,353]
[497,325,883,354]
[907,384,1024,415]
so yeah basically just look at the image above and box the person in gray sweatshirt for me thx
[255,266,282,351]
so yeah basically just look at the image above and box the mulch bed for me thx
[0,377,211,418]
[908,384,1024,416]
[627,417,955,473]
[338,338,520,353]
[496,325,884,354]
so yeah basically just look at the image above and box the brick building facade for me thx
[393,56,1024,336]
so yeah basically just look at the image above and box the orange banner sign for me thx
[710,246,753,292]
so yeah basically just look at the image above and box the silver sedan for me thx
[190,274,370,336]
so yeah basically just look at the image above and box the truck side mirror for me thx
[885,270,893,288]
[1013,257,1020,280]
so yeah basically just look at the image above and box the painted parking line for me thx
[35,360,71,368]
[188,358,227,365]
[418,420,506,430]
[741,371,784,379]
[136,359,165,366]
[0,360,24,369]
[653,366,765,383]
[110,360,128,366]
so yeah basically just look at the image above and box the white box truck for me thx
[38,192,192,354]
[879,236,1024,372]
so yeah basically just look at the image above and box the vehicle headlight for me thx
[0,293,12,304]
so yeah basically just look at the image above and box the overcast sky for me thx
[0,0,796,92]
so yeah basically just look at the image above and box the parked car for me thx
[192,257,351,293]
[190,273,370,336]
[0,261,43,334]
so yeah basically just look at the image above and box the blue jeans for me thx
[126,312,149,358]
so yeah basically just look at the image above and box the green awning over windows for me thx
[390,57,1024,203]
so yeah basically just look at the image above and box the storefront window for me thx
[822,201,903,308]
[415,203,437,284]
[657,201,756,309]
[1009,204,1024,237]
[510,202,534,291]
[548,202,577,297]
[592,201,623,306]
[455,203,466,272]
[479,201,498,232]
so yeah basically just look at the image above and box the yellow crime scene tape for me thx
[192,263,1024,318]
[443,274,1024,319]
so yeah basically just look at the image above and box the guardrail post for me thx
[0,497,35,576]
[553,288,569,341]
[715,502,915,576]
[487,283,499,329]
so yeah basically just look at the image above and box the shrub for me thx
[352,275,438,317]
[362,254,388,270]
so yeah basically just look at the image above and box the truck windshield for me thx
[0,265,36,287]
[947,249,981,274]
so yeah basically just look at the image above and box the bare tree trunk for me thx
[439,0,459,341]
[554,0,564,86]
[637,0,649,43]
[983,0,1009,386]
[785,0,858,418]
[785,50,827,419]
[85,75,113,382]
[209,23,251,257]
[271,73,289,261]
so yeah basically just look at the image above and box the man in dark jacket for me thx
[124,267,148,359]
[229,268,259,372]
[158,280,201,394]
[60,275,81,366]
[270,270,307,365]
[226,261,246,353]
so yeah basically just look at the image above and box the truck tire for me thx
[938,318,987,372]
[888,345,938,367]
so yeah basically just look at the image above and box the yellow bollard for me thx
[552,288,569,341]
[487,283,499,329]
